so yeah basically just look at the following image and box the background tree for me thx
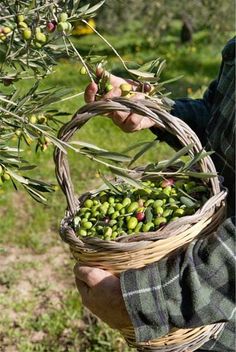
[96,0,235,44]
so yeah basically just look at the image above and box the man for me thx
[74,37,235,351]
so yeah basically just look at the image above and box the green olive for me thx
[2,173,10,181]
[142,222,154,232]
[145,199,154,207]
[163,186,172,196]
[122,197,131,207]
[111,232,118,240]
[134,222,143,233]
[153,199,163,207]
[81,221,93,229]
[112,211,120,219]
[168,197,176,204]
[80,66,87,75]
[105,83,113,93]
[84,212,91,219]
[100,205,108,215]
[18,21,28,29]
[3,27,12,34]
[173,208,185,217]
[170,216,180,222]
[23,28,32,40]
[127,202,139,213]
[127,217,138,230]
[108,206,115,215]
[162,209,173,217]
[79,207,90,214]
[108,196,115,204]
[154,217,167,227]
[89,218,97,223]
[59,12,68,22]
[84,199,93,208]
[78,229,87,237]
[91,205,99,212]
[57,21,68,32]
[154,206,164,215]
[115,203,123,211]
[17,14,25,23]
[35,32,46,43]
[104,227,112,238]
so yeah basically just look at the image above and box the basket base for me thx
[120,322,225,352]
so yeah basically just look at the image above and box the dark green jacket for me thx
[120,37,235,352]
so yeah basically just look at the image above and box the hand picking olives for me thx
[74,178,210,240]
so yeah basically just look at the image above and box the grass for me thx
[0,27,228,351]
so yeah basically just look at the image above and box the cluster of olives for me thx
[14,120,51,151]
[74,178,209,240]
[0,26,12,43]
[0,165,11,186]
[84,77,155,100]
[28,113,48,125]
[0,12,72,47]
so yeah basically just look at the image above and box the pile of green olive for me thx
[73,178,210,240]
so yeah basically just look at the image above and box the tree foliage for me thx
[0,0,170,203]
[0,0,105,202]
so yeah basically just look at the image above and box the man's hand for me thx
[84,69,157,132]
[74,264,132,329]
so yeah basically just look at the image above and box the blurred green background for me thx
[0,1,234,351]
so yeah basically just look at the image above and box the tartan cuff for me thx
[120,263,169,343]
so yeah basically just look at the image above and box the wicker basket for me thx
[54,98,226,352]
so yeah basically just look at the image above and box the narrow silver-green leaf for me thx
[128,140,159,167]
[84,1,105,15]
[7,170,29,184]
[127,69,156,78]
[99,172,122,195]
[160,143,195,171]
[109,168,143,189]
[182,150,214,171]
[71,141,107,151]
[85,150,131,162]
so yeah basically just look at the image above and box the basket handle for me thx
[54,97,220,215]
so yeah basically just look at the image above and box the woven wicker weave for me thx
[54,98,226,351]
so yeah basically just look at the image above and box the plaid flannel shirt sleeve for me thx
[120,216,235,343]
[150,79,217,148]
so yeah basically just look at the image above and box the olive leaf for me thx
[128,140,159,167]
[157,143,195,171]
[181,150,215,171]
[109,168,143,189]
[145,207,153,223]
[98,172,123,195]
[71,141,107,151]
[81,149,131,163]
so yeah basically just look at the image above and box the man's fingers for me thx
[84,82,98,103]
[74,264,111,287]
